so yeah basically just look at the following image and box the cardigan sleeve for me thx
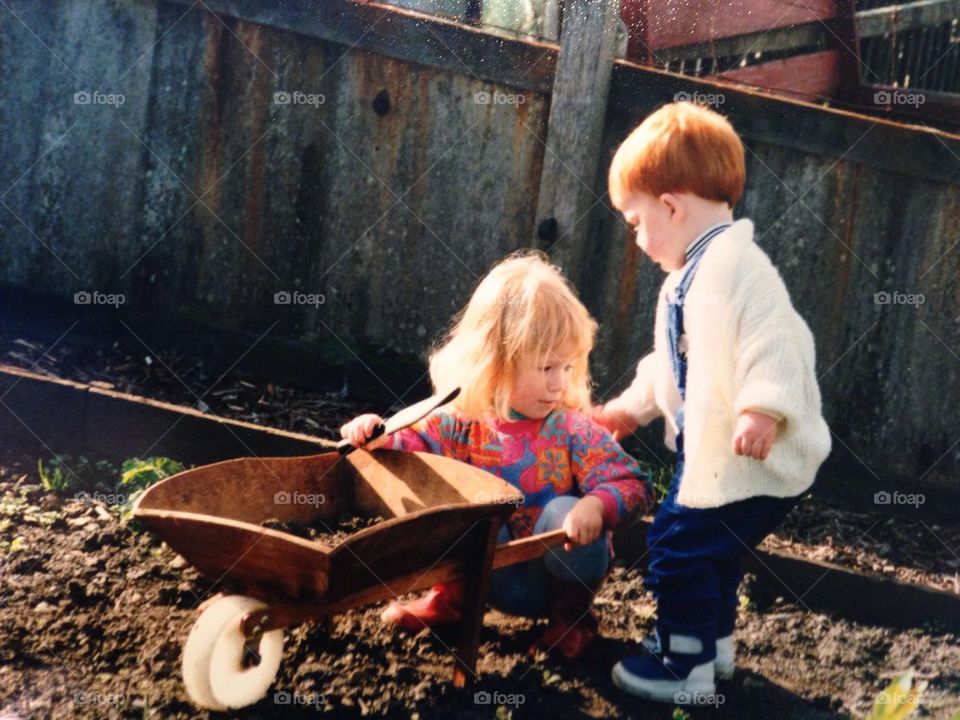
[605,352,664,426]
[730,261,819,426]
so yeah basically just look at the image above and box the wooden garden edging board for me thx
[614,518,960,632]
[0,364,329,467]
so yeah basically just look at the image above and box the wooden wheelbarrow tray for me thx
[133,449,566,689]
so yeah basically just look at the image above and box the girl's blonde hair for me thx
[429,251,598,420]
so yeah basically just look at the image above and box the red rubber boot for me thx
[529,578,601,660]
[380,581,465,631]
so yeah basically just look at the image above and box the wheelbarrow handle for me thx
[491,528,568,570]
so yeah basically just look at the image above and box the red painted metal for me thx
[717,50,844,100]
[619,0,856,99]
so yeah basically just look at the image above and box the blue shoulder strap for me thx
[667,223,730,400]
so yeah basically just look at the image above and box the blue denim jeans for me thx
[487,496,610,618]
[645,460,800,639]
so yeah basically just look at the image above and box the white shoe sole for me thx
[611,661,716,704]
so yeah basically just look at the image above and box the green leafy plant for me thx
[867,669,926,720]
[118,456,184,525]
[640,462,675,507]
[120,457,184,492]
[37,458,75,494]
[37,455,117,496]
[2,536,26,554]
[672,708,692,720]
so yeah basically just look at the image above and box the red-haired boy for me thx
[595,102,831,704]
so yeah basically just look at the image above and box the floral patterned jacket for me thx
[390,409,653,539]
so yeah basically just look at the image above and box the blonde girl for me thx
[342,252,651,659]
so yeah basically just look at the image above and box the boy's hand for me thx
[733,410,779,460]
[340,414,390,451]
[591,404,638,442]
[561,495,605,551]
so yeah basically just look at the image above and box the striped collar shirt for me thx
[665,222,733,304]
[684,222,732,264]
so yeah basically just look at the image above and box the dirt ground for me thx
[1,323,959,718]
[1,436,959,720]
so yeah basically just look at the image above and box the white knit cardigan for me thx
[607,219,831,508]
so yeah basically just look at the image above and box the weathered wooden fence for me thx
[1,0,958,503]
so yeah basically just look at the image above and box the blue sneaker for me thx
[612,633,716,704]
[642,630,736,680]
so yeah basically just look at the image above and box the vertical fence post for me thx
[534,0,622,276]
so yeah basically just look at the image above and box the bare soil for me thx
[763,496,960,595]
[260,515,385,544]
[1,323,958,718]
[1,438,959,720]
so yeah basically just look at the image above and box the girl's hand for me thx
[340,414,390,451]
[733,410,779,460]
[561,495,605,551]
[591,404,638,442]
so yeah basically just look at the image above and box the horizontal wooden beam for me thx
[491,528,566,569]
[164,0,558,93]
[609,59,960,186]
[844,84,960,128]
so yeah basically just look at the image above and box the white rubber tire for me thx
[182,595,284,710]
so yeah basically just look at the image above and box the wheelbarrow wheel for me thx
[182,595,284,710]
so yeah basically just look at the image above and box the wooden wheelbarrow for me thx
[133,448,567,711]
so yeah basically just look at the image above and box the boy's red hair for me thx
[609,102,745,208]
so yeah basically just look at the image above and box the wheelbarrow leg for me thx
[452,518,500,688]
